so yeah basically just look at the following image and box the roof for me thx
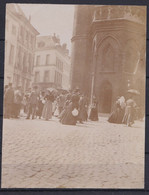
[6,4,39,35]
[36,35,70,58]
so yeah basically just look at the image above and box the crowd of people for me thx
[3,84,99,125]
[4,83,143,127]
[108,95,144,127]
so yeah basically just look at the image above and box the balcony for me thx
[93,6,146,24]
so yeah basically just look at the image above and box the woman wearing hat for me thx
[89,96,98,121]
[42,90,54,121]
[60,93,79,125]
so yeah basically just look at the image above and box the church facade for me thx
[71,5,146,113]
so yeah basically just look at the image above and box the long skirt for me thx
[78,107,88,121]
[37,102,44,118]
[89,108,98,121]
[42,100,52,120]
[60,104,77,125]
[122,106,134,126]
[108,108,124,124]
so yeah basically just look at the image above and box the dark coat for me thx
[4,87,14,104]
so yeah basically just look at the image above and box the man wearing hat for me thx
[26,86,39,119]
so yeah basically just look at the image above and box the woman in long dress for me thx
[42,91,54,120]
[108,96,126,124]
[78,95,88,123]
[60,94,79,125]
[89,97,98,121]
[58,93,71,119]
[37,91,45,119]
[108,100,121,123]
[122,98,136,127]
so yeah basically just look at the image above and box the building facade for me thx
[33,35,71,90]
[4,4,39,91]
[71,5,146,113]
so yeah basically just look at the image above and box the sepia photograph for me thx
[1,4,146,188]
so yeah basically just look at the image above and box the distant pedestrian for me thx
[122,97,136,127]
[36,91,45,119]
[13,86,22,118]
[57,93,66,115]
[4,83,14,118]
[60,91,80,125]
[42,90,54,120]
[4,85,9,117]
[78,95,88,123]
[89,97,98,121]
[108,96,126,124]
[26,86,39,120]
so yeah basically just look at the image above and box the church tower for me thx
[70,5,93,93]
[71,5,146,113]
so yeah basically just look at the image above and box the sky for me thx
[19,4,75,52]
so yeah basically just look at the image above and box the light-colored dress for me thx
[42,94,54,120]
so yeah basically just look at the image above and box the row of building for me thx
[4,4,71,92]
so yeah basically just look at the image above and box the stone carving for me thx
[93,6,146,24]
[96,36,119,72]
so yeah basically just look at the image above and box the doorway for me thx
[99,81,112,113]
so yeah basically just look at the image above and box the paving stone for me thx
[1,117,145,188]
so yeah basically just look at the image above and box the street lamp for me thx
[90,71,95,106]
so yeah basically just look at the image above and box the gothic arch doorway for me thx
[99,81,112,113]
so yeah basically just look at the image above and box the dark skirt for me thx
[78,107,88,121]
[122,106,134,126]
[108,108,124,124]
[60,103,77,125]
[89,108,98,121]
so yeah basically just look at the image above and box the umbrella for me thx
[47,88,58,94]
[127,89,140,95]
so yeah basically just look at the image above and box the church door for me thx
[99,81,112,113]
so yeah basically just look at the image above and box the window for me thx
[9,44,14,64]
[56,57,63,71]
[25,31,29,42]
[23,52,27,67]
[60,62,63,71]
[54,71,57,83]
[26,80,30,91]
[44,71,50,82]
[20,26,24,38]
[34,72,40,83]
[28,54,32,73]
[38,41,45,48]
[12,25,16,35]
[17,46,21,68]
[31,35,34,48]
[46,54,50,65]
[36,55,40,66]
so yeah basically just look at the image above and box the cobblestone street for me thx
[1,117,145,188]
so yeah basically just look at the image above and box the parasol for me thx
[47,88,58,94]
[127,89,140,95]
